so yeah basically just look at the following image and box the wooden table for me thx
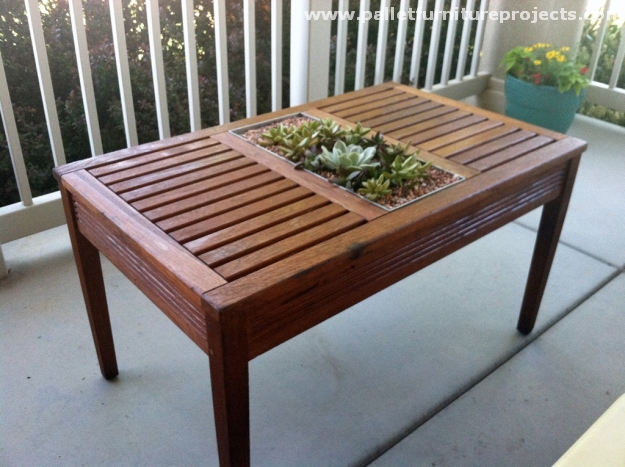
[54,83,587,466]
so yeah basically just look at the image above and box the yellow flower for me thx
[557,55,566,62]
[546,50,559,60]
[534,60,542,65]
[524,47,534,53]
[561,46,571,51]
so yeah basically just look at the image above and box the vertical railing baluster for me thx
[243,0,257,118]
[425,0,444,90]
[609,23,625,89]
[470,0,488,77]
[271,0,283,110]
[0,51,33,206]
[409,0,427,87]
[355,0,371,90]
[146,0,171,139]
[214,0,230,124]
[589,0,612,82]
[455,0,475,82]
[392,0,409,83]
[440,0,460,86]
[289,0,310,105]
[68,0,103,156]
[182,0,201,132]
[24,0,66,166]
[109,0,138,147]
[335,0,349,95]
[374,0,390,85]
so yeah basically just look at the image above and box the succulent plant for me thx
[280,130,319,161]
[317,118,346,146]
[358,175,392,201]
[320,141,379,170]
[343,122,371,145]
[383,154,431,186]
[258,124,290,147]
[377,140,412,168]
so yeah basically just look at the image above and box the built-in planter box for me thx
[229,113,465,212]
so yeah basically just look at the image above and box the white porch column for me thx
[479,0,589,80]
[290,0,333,105]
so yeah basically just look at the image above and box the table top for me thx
[55,83,587,359]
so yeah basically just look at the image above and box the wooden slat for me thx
[173,187,314,245]
[434,125,519,157]
[89,139,221,177]
[144,171,285,222]
[450,130,537,165]
[342,96,430,123]
[369,105,456,134]
[99,145,232,186]
[408,115,487,146]
[108,151,241,194]
[200,203,346,267]
[121,157,256,203]
[131,164,269,212]
[387,110,472,140]
[156,178,298,231]
[213,213,365,281]
[420,119,502,152]
[320,88,406,114]
[185,195,329,255]
[469,136,554,171]
[334,92,416,119]
[359,100,441,128]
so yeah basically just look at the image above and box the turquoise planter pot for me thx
[504,75,586,134]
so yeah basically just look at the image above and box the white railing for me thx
[1,0,494,276]
[584,0,625,112]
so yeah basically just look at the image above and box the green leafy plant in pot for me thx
[501,43,590,133]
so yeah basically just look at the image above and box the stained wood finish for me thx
[55,83,587,467]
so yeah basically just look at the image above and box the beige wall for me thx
[479,0,589,79]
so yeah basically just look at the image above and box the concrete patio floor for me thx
[1,115,624,467]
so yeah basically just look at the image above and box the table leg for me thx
[61,187,118,379]
[517,156,581,335]
[207,313,250,467]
